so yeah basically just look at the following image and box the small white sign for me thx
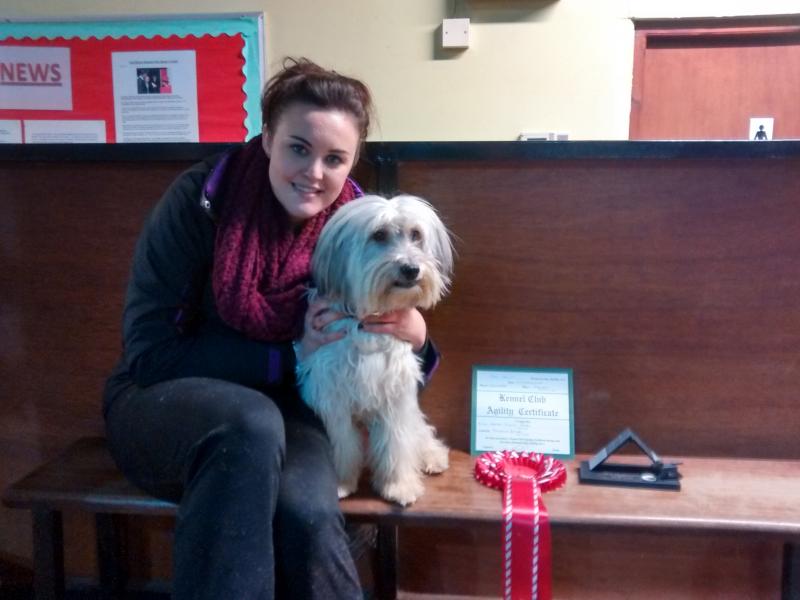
[0,120,22,143]
[24,120,106,143]
[0,46,73,111]
[749,117,774,141]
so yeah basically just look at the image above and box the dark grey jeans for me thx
[104,377,362,600]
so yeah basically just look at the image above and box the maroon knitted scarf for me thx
[212,136,358,341]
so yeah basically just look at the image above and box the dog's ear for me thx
[426,208,454,285]
[311,206,355,305]
[401,195,454,285]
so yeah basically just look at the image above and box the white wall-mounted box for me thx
[442,18,470,48]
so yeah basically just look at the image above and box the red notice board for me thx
[0,34,247,142]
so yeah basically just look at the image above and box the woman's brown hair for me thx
[261,57,373,142]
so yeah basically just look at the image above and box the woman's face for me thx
[263,102,360,226]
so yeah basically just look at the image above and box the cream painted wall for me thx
[2,0,798,140]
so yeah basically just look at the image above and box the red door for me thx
[630,18,800,140]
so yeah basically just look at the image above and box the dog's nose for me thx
[400,263,420,281]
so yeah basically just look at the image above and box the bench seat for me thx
[4,437,800,598]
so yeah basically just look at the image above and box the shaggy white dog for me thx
[296,194,454,506]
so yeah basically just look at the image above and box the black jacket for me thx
[103,155,439,416]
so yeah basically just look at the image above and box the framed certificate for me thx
[470,365,574,458]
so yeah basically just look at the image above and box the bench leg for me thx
[783,542,800,600]
[374,524,398,600]
[96,513,128,600]
[32,508,65,600]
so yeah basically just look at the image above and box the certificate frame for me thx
[470,365,575,458]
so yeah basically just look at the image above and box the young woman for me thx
[103,58,439,599]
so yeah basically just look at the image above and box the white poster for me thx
[23,120,106,143]
[0,120,22,143]
[0,46,73,110]
[111,50,199,142]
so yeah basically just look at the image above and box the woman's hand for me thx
[297,299,347,359]
[361,308,427,352]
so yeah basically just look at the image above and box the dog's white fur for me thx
[296,194,454,506]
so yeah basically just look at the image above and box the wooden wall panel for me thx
[2,151,798,598]
[0,161,192,581]
[404,158,800,459]
[399,526,783,598]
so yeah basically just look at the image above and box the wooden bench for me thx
[5,436,800,599]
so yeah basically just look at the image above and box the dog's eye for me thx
[371,229,388,243]
[410,228,422,243]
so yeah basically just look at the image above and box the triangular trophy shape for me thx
[579,428,681,490]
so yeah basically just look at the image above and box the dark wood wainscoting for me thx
[2,141,799,597]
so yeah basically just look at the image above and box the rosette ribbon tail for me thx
[475,451,565,600]
[505,476,552,600]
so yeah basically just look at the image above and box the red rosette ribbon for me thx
[475,451,567,600]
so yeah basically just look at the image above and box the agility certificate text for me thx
[471,366,574,458]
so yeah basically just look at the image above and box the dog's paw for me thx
[421,440,449,474]
[378,476,424,506]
